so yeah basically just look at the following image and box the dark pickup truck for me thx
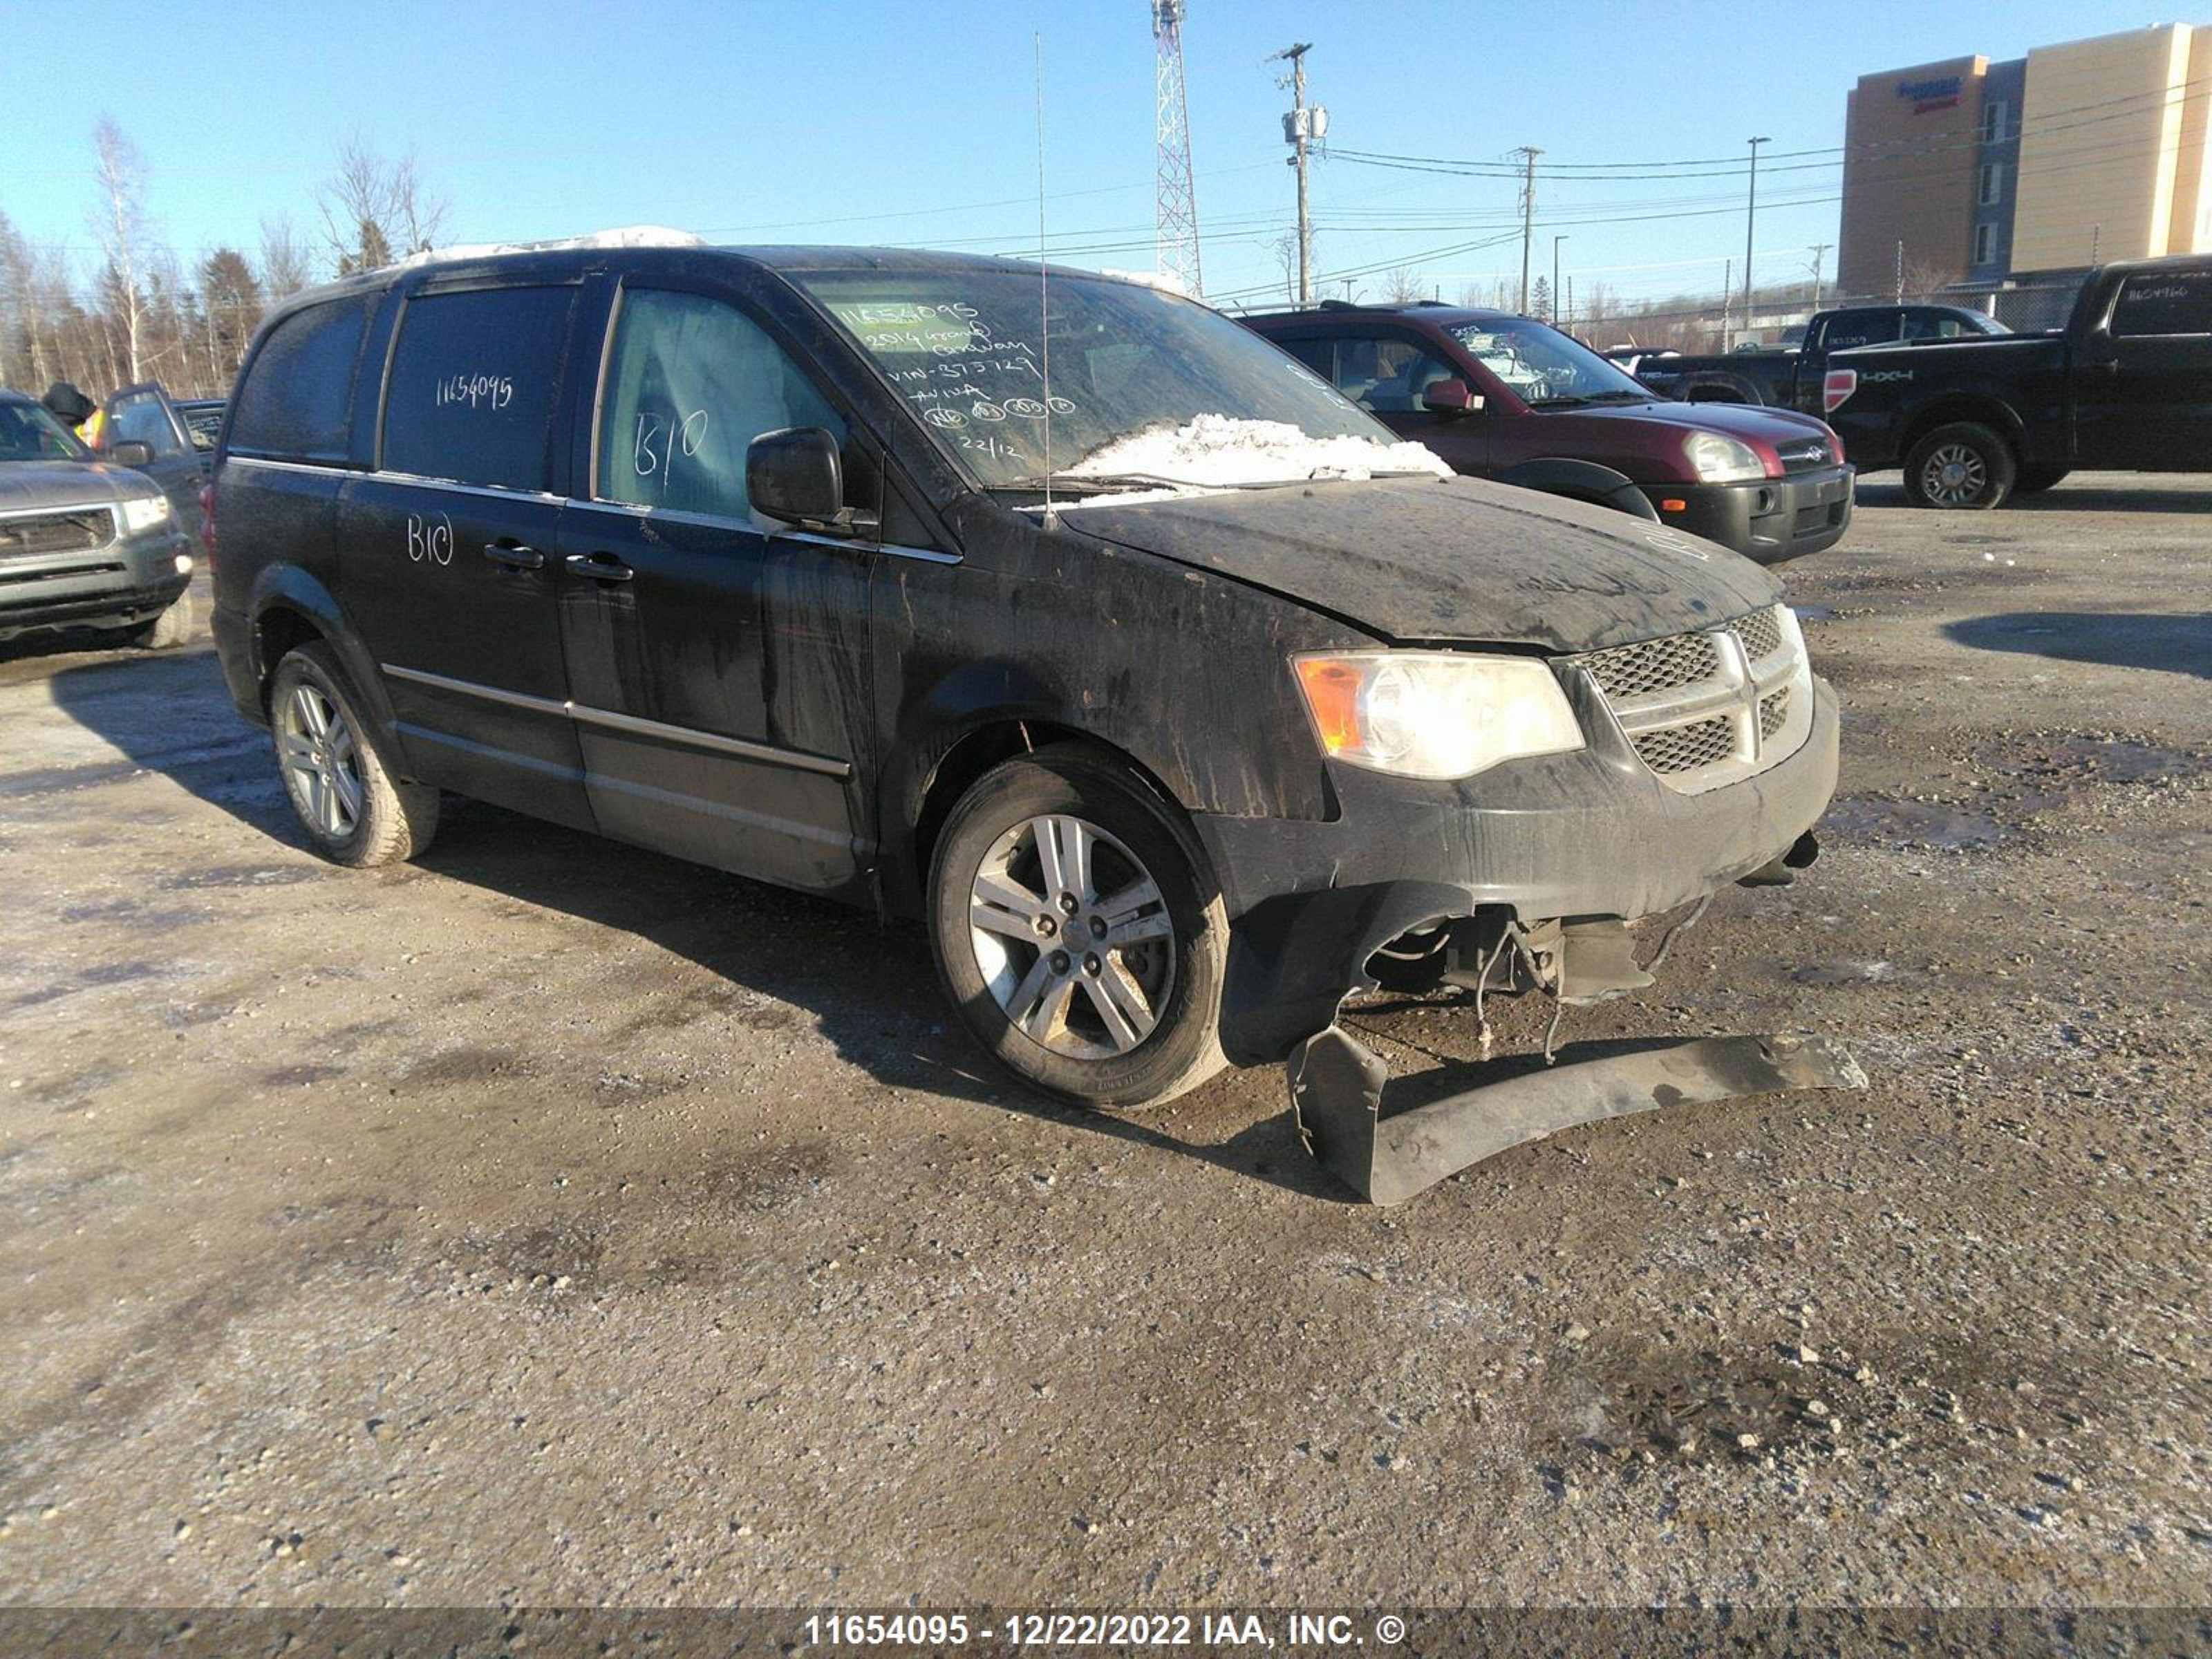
[1635,304,2011,411]
[1821,256,2212,507]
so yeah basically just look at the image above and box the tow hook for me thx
[1287,1024,1867,1206]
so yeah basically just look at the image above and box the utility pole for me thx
[1551,234,1568,328]
[1807,242,1832,312]
[1722,258,1732,350]
[1268,43,1322,306]
[1742,135,1768,344]
[1514,145,1542,312]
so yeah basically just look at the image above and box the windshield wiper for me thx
[985,471,1179,495]
[1524,395,1593,409]
[1580,389,1655,404]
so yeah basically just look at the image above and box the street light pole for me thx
[1743,135,1769,346]
[1552,234,1567,328]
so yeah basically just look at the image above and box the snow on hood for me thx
[395,225,704,269]
[1067,415,1450,491]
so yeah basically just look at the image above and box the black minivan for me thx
[209,241,1839,1120]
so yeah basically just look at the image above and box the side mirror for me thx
[747,427,872,535]
[108,440,156,468]
[1420,378,1483,416]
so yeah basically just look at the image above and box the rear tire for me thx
[2012,464,2070,496]
[928,747,1228,1109]
[269,643,438,867]
[1903,421,2016,509]
[126,592,193,650]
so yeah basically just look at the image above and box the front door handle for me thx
[564,552,635,583]
[483,542,544,571]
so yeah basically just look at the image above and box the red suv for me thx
[1244,303,1854,564]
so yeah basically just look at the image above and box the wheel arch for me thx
[246,563,398,735]
[1899,395,2025,462]
[1494,458,1660,521]
[887,709,1191,920]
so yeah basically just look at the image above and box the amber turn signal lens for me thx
[1295,657,1363,754]
[1660,498,1687,512]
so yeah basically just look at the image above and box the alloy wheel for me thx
[1920,443,1987,505]
[279,682,363,840]
[967,813,1176,1060]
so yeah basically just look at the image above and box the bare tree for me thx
[0,211,44,387]
[317,135,449,274]
[1268,228,1324,306]
[258,214,312,300]
[90,116,151,382]
[1380,265,1426,306]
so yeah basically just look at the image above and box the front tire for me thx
[928,747,1228,1109]
[270,643,438,867]
[126,592,193,649]
[1904,421,2016,509]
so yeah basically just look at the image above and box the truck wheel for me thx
[269,643,438,868]
[928,747,1228,1109]
[126,592,193,649]
[2012,465,2070,496]
[1904,422,2016,509]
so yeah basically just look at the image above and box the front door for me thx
[335,279,593,827]
[1312,330,1490,474]
[103,384,204,521]
[555,281,877,899]
[2074,267,2212,471]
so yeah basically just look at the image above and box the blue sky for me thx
[0,0,2171,310]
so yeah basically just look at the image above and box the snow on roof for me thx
[1067,414,1450,490]
[393,225,704,269]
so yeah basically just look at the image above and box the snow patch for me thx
[395,225,704,269]
[1067,414,1450,489]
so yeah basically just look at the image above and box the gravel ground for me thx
[0,476,2206,1614]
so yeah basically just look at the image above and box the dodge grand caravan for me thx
[209,241,1844,1172]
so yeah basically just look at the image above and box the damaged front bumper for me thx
[1194,674,1854,1202]
[1197,675,1842,1067]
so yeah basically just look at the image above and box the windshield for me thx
[793,268,1399,486]
[1447,318,1654,407]
[0,399,93,463]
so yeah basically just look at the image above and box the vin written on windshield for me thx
[796,269,1391,485]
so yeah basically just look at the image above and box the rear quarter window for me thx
[229,296,373,463]
[2111,270,2212,337]
[380,285,576,491]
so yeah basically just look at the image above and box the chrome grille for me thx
[1568,606,1814,794]
[0,507,115,561]
[1734,607,1783,662]
[1578,630,1722,700]
[1775,438,1834,474]
[1637,715,1736,774]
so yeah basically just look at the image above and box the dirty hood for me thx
[0,460,160,512]
[1067,474,1780,651]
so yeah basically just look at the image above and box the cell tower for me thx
[1152,0,1202,296]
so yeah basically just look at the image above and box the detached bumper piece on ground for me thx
[1288,1026,1869,1206]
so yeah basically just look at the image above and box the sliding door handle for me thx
[482,542,544,571]
[564,552,635,583]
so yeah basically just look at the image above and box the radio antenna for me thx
[1035,32,1057,529]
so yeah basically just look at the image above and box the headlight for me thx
[120,495,173,535]
[1683,431,1768,484]
[1294,651,1584,780]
